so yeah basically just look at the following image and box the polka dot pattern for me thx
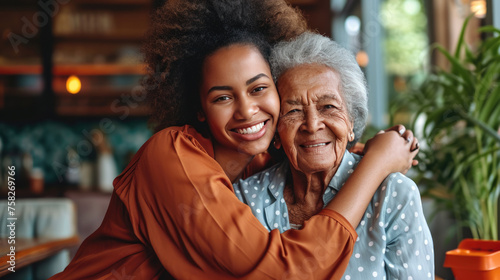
[233,151,434,279]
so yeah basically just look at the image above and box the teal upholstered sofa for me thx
[0,198,77,280]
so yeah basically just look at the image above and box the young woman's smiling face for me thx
[199,44,280,159]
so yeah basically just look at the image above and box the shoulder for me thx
[114,125,217,192]
[234,161,287,198]
[377,173,426,221]
[240,161,287,187]
[113,124,232,208]
[368,172,423,219]
[382,173,419,197]
[144,125,214,159]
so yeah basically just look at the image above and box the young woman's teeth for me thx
[304,143,326,148]
[236,122,264,134]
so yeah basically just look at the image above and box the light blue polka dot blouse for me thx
[234,150,435,280]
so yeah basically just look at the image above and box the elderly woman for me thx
[235,32,434,279]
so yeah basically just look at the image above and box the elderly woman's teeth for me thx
[236,122,264,134]
[304,143,326,148]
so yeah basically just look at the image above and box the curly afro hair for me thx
[142,0,308,132]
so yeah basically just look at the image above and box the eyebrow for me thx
[207,73,270,94]
[207,86,232,94]
[317,95,339,102]
[284,94,339,105]
[246,73,269,85]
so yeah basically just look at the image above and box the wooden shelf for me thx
[0,0,151,118]
[0,65,42,75]
[54,88,141,97]
[53,64,147,76]
[0,64,146,76]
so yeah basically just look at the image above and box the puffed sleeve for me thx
[114,128,358,279]
[384,173,435,280]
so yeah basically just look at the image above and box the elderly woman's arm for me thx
[325,130,418,227]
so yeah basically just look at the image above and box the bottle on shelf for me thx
[92,130,117,193]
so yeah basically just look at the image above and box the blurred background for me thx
[0,0,498,279]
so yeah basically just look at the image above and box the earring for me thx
[350,133,355,140]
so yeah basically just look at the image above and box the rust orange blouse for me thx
[50,125,357,280]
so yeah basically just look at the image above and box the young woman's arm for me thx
[112,127,414,279]
[117,128,356,279]
[325,130,418,227]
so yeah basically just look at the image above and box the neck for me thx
[288,169,334,205]
[213,145,254,183]
[284,167,337,225]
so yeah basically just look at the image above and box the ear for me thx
[273,134,282,149]
[197,111,206,122]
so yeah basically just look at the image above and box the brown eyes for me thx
[282,108,300,116]
[212,87,268,103]
[284,105,336,115]
[252,87,265,93]
[323,104,337,110]
[213,96,230,103]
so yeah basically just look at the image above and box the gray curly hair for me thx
[270,32,368,148]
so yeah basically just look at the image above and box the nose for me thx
[234,96,259,120]
[300,108,324,133]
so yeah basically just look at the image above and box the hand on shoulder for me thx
[362,126,418,175]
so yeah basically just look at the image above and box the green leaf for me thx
[459,111,500,144]
[478,26,500,35]
[454,15,473,58]
[436,45,475,88]
[391,19,500,240]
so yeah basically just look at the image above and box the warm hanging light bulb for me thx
[470,0,486,18]
[66,75,81,94]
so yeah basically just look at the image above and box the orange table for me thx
[0,236,79,277]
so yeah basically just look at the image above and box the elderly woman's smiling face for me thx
[276,63,354,175]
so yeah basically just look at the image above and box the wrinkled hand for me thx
[363,125,419,174]
[379,124,419,167]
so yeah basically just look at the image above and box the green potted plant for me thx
[392,17,500,278]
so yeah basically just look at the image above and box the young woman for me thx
[50,1,418,279]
